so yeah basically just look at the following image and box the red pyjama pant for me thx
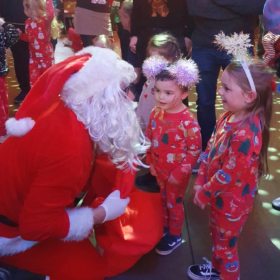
[29,53,53,88]
[0,76,8,136]
[210,208,249,280]
[157,176,189,236]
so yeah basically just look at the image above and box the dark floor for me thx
[5,35,280,280]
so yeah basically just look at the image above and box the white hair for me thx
[61,47,150,170]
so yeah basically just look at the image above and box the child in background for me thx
[21,0,62,88]
[135,34,182,189]
[144,56,201,255]
[0,18,20,143]
[188,33,274,280]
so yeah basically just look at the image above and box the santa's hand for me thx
[100,190,130,222]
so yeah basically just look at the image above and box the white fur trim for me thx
[6,118,35,137]
[63,207,95,242]
[0,236,37,256]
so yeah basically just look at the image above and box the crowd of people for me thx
[0,0,280,280]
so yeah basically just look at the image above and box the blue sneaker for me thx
[155,233,182,255]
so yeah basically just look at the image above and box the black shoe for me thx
[187,258,220,280]
[272,197,280,211]
[155,233,182,255]
[135,172,158,187]
[135,173,160,193]
[14,91,28,104]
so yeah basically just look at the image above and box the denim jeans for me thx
[191,44,254,151]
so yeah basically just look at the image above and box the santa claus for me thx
[0,47,162,280]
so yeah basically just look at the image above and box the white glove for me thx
[100,190,130,222]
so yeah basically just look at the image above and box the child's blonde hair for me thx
[24,0,63,39]
[93,35,114,50]
[226,59,275,177]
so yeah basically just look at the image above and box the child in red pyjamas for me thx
[0,18,20,143]
[187,58,274,280]
[21,0,61,88]
[143,56,201,255]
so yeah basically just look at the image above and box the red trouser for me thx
[157,176,189,236]
[210,208,249,280]
[0,239,106,280]
[0,76,8,136]
[29,52,53,88]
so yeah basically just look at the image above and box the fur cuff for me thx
[63,207,95,242]
[6,118,35,137]
[0,236,37,256]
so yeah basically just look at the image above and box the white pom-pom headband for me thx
[142,56,199,90]
[214,31,256,93]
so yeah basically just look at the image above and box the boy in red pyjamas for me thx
[21,0,59,88]
[143,56,201,255]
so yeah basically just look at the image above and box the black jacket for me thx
[0,23,20,76]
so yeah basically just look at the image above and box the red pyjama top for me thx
[196,111,262,218]
[146,106,201,183]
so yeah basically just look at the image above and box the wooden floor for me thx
[5,34,280,280]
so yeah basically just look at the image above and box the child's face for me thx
[23,0,40,19]
[154,79,188,113]
[218,70,248,116]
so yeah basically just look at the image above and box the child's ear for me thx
[245,90,257,104]
[181,90,189,100]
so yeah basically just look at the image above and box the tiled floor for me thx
[5,35,280,280]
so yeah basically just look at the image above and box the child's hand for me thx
[150,163,157,176]
[193,191,206,209]
[168,173,179,185]
[193,185,203,194]
[17,28,22,36]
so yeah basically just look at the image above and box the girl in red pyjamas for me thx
[143,56,201,255]
[187,58,274,280]
[0,18,20,143]
[21,0,61,88]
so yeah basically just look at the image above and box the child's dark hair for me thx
[155,68,188,92]
[147,34,181,62]
[226,59,275,177]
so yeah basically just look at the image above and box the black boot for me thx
[14,91,28,105]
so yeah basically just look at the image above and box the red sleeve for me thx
[196,129,259,206]
[45,0,55,26]
[18,129,92,241]
[170,124,202,182]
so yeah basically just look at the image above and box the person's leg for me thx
[80,35,96,47]
[211,210,249,280]
[0,76,8,137]
[192,45,221,152]
[0,239,106,280]
[156,177,169,230]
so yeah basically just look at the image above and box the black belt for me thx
[0,215,18,227]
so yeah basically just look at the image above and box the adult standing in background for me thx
[0,0,30,104]
[75,0,113,47]
[187,0,266,173]
[129,0,193,64]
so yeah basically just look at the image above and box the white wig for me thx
[61,47,150,170]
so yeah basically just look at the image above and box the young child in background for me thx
[21,0,62,88]
[0,18,20,143]
[188,32,274,280]
[143,56,201,255]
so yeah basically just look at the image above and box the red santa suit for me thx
[0,48,162,279]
